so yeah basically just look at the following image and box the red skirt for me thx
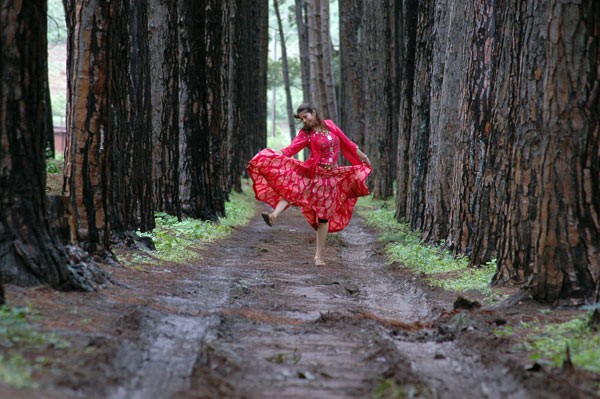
[247,149,371,232]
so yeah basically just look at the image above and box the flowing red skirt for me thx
[247,149,371,232]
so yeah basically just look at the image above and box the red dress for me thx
[247,120,371,232]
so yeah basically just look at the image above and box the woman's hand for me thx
[356,149,371,166]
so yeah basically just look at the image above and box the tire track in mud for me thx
[109,207,531,399]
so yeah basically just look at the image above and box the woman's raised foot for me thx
[261,212,275,227]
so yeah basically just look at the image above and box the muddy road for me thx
[3,207,594,399]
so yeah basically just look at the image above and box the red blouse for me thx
[281,120,361,176]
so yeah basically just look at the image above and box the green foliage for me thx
[267,58,302,90]
[0,354,34,389]
[133,187,255,265]
[46,159,61,174]
[0,306,69,349]
[0,306,70,389]
[521,314,600,373]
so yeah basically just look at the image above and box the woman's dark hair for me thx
[293,103,323,131]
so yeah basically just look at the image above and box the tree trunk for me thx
[395,0,418,221]
[274,0,297,142]
[63,0,111,253]
[404,0,433,231]
[1,1,104,291]
[512,0,599,303]
[104,0,155,236]
[178,0,227,220]
[148,0,181,218]
[295,0,311,103]
[305,0,337,120]
[339,0,365,148]
[360,0,398,199]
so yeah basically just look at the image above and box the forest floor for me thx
[1,204,599,399]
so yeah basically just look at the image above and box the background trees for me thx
[392,0,599,303]
[2,0,598,305]
[1,1,104,290]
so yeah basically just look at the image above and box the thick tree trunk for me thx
[148,0,181,218]
[1,1,104,291]
[233,0,269,185]
[405,0,433,231]
[360,0,398,199]
[395,0,418,221]
[520,0,599,303]
[63,0,111,253]
[178,0,227,220]
[106,0,155,235]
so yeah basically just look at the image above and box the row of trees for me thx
[336,0,599,304]
[1,1,269,293]
[1,0,599,304]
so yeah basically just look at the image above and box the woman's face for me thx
[299,111,318,128]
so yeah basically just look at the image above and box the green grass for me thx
[125,184,255,265]
[494,312,600,376]
[524,314,600,373]
[356,195,492,295]
[0,306,70,389]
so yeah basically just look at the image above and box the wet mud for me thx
[2,207,597,399]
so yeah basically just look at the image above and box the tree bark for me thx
[63,0,111,253]
[106,0,154,235]
[1,1,104,291]
[395,0,418,221]
[148,0,181,218]
[360,0,398,199]
[178,0,228,220]
[295,0,311,103]
[519,0,599,303]
[339,0,365,147]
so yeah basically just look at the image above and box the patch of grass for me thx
[373,378,420,399]
[0,306,70,389]
[356,195,491,295]
[494,312,600,376]
[428,259,496,296]
[521,314,600,373]
[133,184,255,264]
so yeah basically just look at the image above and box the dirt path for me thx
[99,208,541,398]
[2,207,596,399]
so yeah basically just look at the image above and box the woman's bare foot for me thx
[314,257,326,266]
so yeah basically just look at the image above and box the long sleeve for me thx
[281,130,310,157]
